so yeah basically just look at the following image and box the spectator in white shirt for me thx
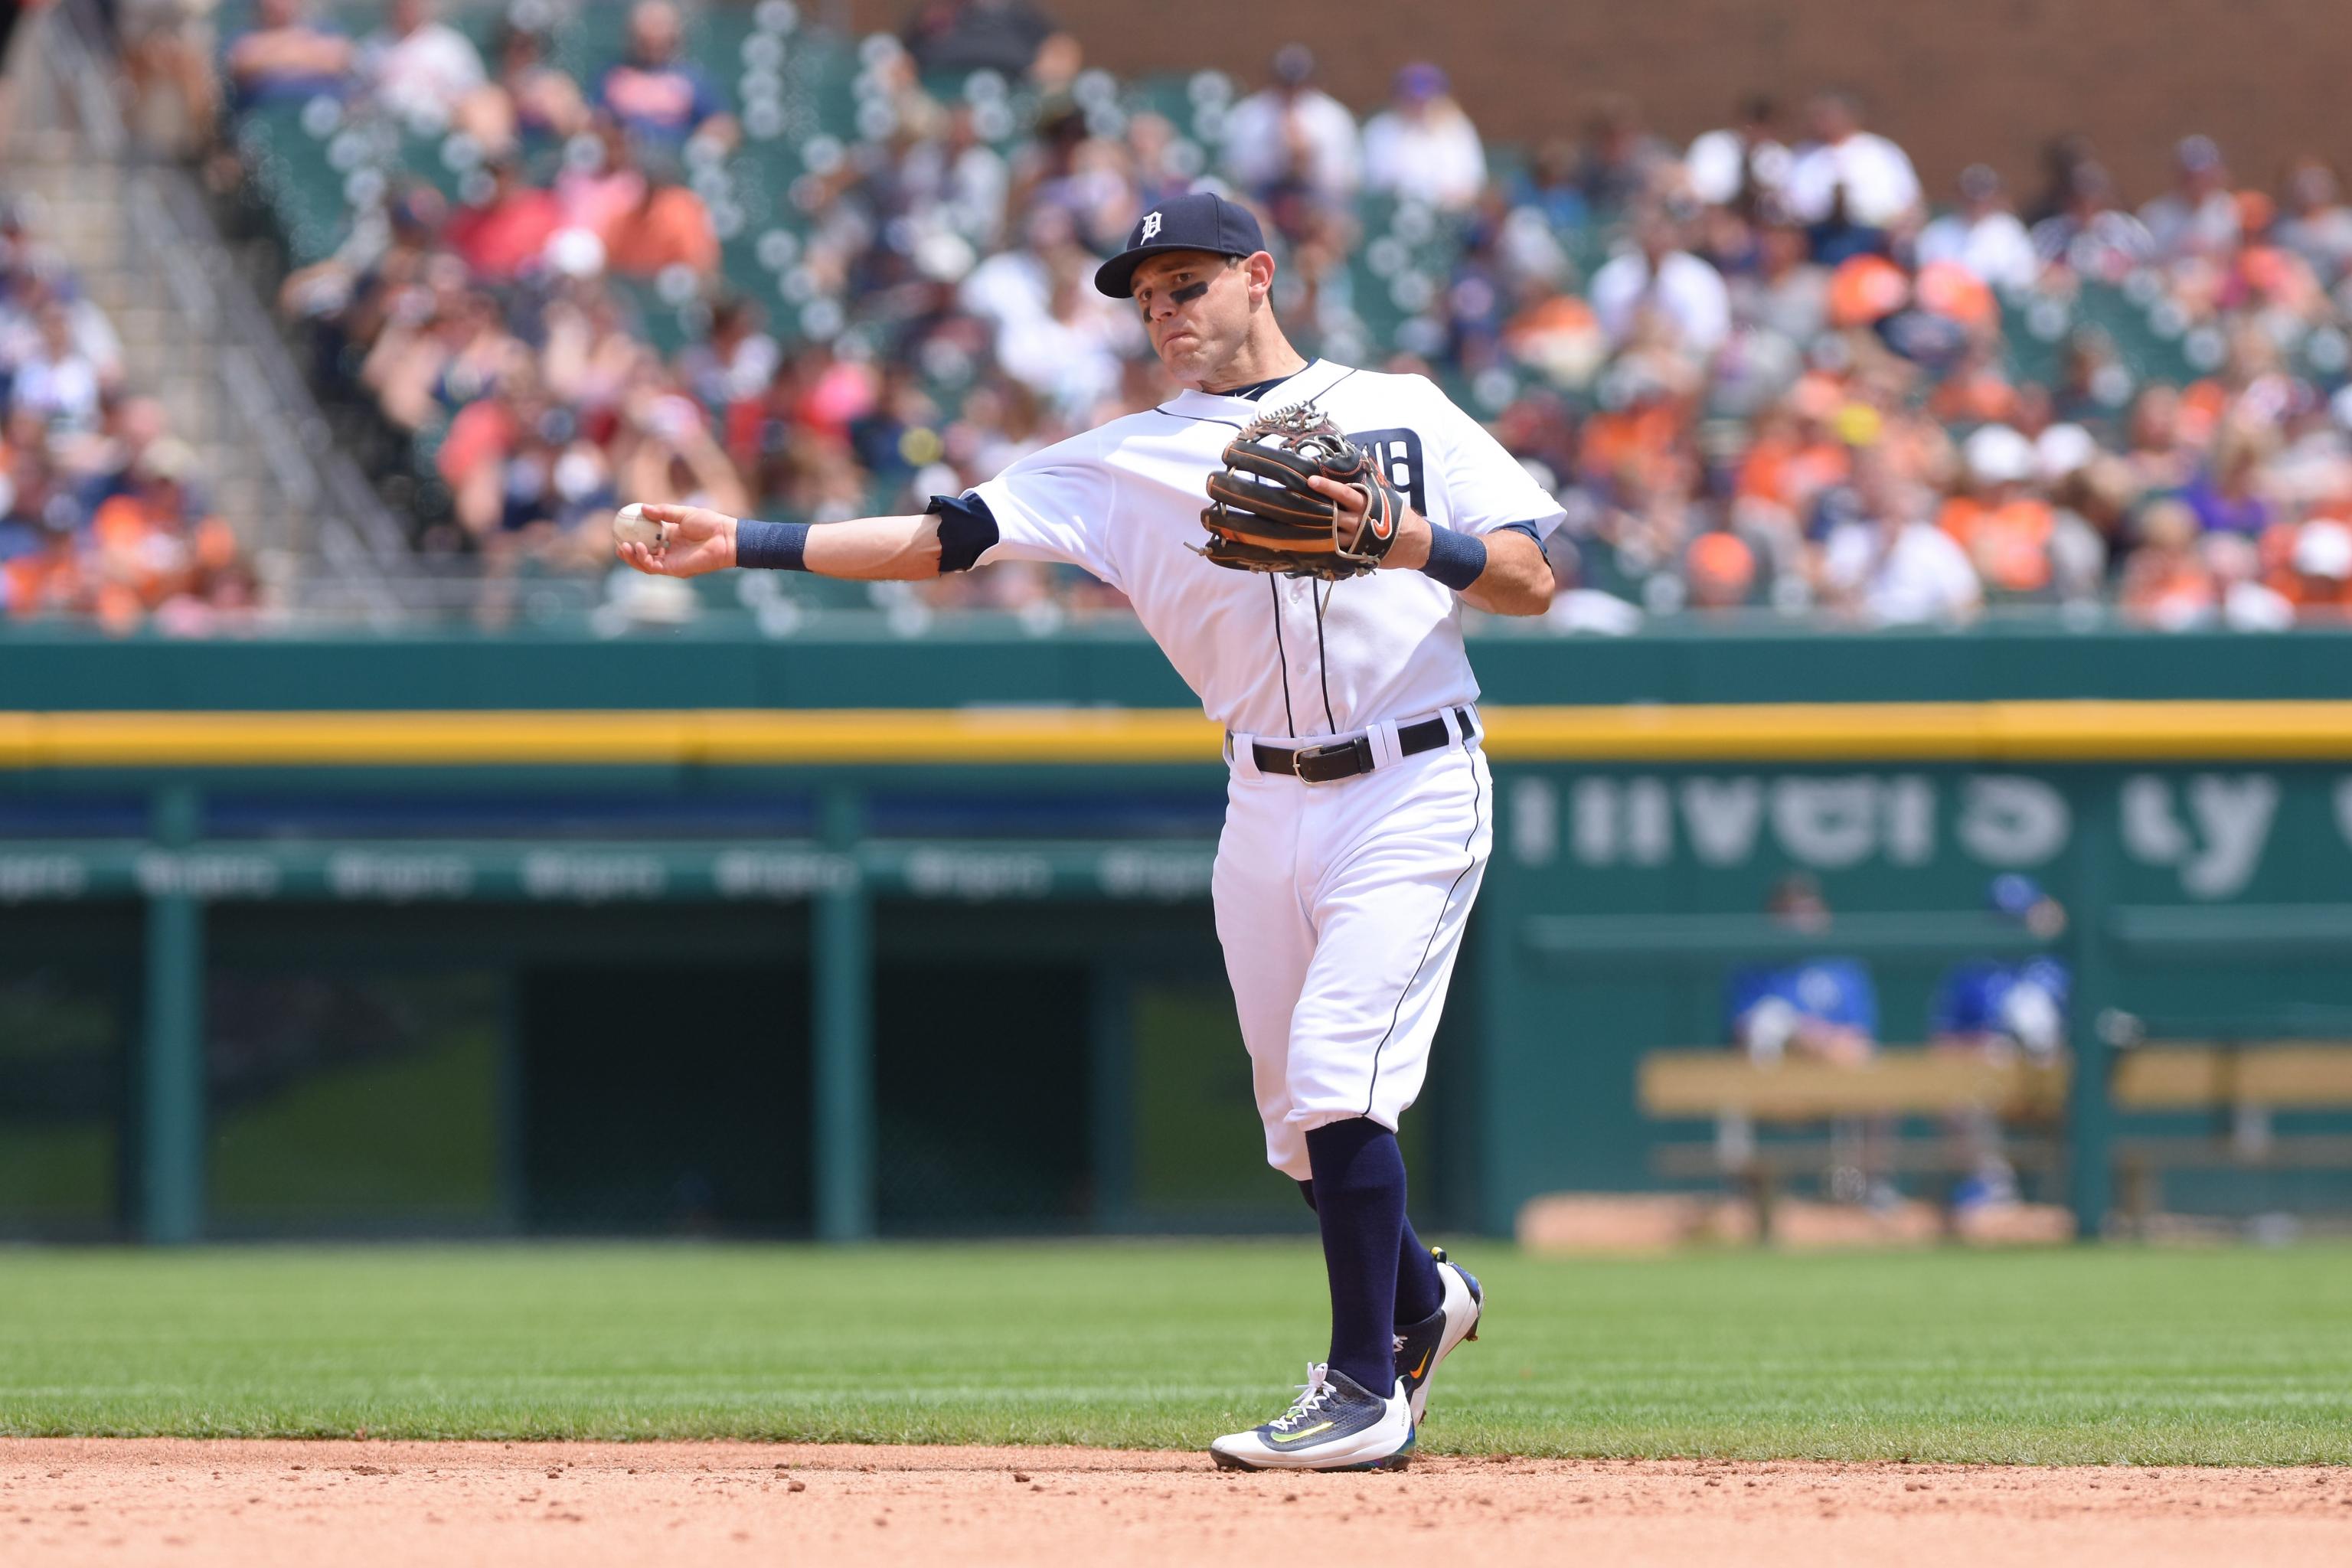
[1782,90,1922,258]
[1589,204,1731,359]
[900,103,1011,252]
[1917,164,2039,292]
[1220,45,1361,211]
[958,204,1080,335]
[2205,531,2296,632]
[1818,449,1982,625]
[1361,62,1487,214]
[0,267,124,387]
[2029,161,2154,282]
[991,263,1138,421]
[2138,135,2239,263]
[1684,94,1791,214]
[2273,158,2352,288]
[9,303,109,437]
[361,0,485,131]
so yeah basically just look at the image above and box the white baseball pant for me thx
[1211,712,1493,1180]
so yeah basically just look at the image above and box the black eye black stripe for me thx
[1168,279,1209,304]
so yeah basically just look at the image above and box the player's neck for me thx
[1194,327,1311,397]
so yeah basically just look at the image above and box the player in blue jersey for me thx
[1722,874,1890,1204]
[1932,874,2070,1212]
[1723,874,1879,1067]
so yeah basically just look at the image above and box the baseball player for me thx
[617,191,1563,1472]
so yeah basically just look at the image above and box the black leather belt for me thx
[1249,707,1479,784]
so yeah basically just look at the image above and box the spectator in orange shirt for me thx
[88,437,238,612]
[600,156,718,279]
[1684,529,1758,612]
[1940,424,2056,598]
[1734,398,1849,517]
[1501,280,1602,391]
[2272,518,2352,619]
[1929,343,2020,427]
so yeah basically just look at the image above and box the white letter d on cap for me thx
[1140,211,1163,241]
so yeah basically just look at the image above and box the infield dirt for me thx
[6,1439,2351,1567]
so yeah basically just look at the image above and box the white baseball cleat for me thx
[1393,1247,1484,1426]
[1208,1363,1415,1472]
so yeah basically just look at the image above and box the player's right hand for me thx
[614,502,738,578]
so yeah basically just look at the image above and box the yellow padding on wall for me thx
[1,701,2350,768]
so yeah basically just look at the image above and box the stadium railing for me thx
[21,0,423,620]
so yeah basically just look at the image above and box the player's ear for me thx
[1243,250,1276,304]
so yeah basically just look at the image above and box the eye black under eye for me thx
[1168,279,1210,304]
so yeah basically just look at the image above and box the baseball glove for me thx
[1197,403,1408,580]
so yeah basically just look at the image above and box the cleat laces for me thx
[1269,1363,1338,1432]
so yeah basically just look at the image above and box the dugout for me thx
[0,783,1397,1242]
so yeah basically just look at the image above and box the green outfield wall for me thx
[9,622,2352,711]
[5,626,2352,1243]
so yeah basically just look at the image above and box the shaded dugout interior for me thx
[0,898,1401,1240]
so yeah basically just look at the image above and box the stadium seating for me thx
[175,2,2352,636]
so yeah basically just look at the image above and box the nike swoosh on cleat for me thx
[1405,1350,1431,1379]
[1267,1422,1334,1444]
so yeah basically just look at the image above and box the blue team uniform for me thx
[1723,959,1878,1047]
[1929,957,2071,1057]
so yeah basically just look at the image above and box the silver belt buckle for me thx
[1288,738,1361,779]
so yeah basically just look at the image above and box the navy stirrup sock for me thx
[1302,1119,1432,1398]
[1391,1214,1446,1326]
[1298,1176,1446,1327]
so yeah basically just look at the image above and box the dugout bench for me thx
[1638,1040,2352,1236]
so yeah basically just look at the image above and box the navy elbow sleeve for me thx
[926,492,1001,573]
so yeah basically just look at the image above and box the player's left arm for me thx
[1382,508,1553,616]
[1305,479,1556,616]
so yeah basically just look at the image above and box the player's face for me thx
[1132,251,1253,384]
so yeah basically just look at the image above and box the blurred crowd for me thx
[24,0,2352,631]
[1506,101,2352,632]
[240,0,748,607]
[0,189,259,631]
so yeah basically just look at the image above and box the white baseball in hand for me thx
[613,503,667,551]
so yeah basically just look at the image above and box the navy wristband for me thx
[735,518,811,570]
[1419,524,1487,592]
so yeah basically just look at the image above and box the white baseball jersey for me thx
[969,358,1559,1177]
[970,359,1564,739]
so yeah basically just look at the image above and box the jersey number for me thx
[1347,428,1426,518]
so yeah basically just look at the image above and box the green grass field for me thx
[4,1243,2350,1464]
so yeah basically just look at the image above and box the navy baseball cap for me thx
[1093,191,1267,299]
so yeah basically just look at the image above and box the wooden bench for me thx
[1637,1048,2065,1234]
[2109,1043,2352,1230]
[1636,1042,2352,1235]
